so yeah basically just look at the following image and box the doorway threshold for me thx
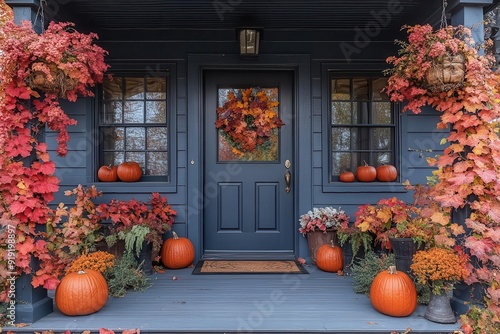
[202,250,296,260]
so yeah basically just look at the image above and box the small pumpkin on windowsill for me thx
[117,161,142,182]
[376,164,397,182]
[98,164,118,182]
[339,170,355,182]
[356,161,376,182]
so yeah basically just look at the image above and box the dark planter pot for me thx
[389,237,424,276]
[306,229,337,265]
[134,241,153,275]
[341,240,365,274]
[451,279,487,316]
[425,292,457,324]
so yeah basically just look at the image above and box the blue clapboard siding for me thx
[9,266,460,334]
[43,28,445,260]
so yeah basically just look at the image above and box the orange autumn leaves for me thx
[215,88,284,152]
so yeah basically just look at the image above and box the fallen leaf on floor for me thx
[297,257,306,264]
[172,276,178,280]
[122,329,141,334]
[337,270,344,276]
[14,323,29,327]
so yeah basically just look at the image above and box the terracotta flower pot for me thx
[306,229,337,264]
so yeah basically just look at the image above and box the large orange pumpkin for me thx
[356,161,376,182]
[117,161,142,182]
[376,164,398,182]
[97,164,118,182]
[55,269,108,316]
[316,241,343,272]
[161,231,195,269]
[370,266,417,317]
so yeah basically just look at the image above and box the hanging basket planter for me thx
[26,62,79,97]
[424,53,465,92]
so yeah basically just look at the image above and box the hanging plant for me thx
[384,24,493,114]
[215,87,284,152]
[1,20,109,100]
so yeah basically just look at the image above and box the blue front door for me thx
[203,70,294,256]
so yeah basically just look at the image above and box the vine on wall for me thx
[385,24,500,332]
[0,18,109,324]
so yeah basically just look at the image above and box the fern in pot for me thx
[96,193,177,274]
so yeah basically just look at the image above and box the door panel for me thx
[203,70,294,255]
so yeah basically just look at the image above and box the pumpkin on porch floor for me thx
[370,266,417,317]
[55,269,108,316]
[161,232,195,269]
[316,241,343,272]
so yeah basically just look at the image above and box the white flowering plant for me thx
[299,207,349,236]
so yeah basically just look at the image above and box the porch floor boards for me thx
[11,265,461,334]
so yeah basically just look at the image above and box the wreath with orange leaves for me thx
[215,87,284,152]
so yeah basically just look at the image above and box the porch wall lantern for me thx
[239,28,260,56]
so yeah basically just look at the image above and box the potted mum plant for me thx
[299,207,349,264]
[96,193,177,274]
[411,246,469,324]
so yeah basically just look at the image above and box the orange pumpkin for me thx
[356,161,377,182]
[55,269,108,316]
[370,266,417,317]
[316,240,343,272]
[376,164,398,182]
[161,231,195,269]
[97,164,118,182]
[339,171,355,182]
[117,161,142,182]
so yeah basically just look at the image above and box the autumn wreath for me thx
[215,88,284,152]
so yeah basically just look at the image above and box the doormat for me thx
[192,260,308,274]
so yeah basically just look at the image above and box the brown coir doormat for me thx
[192,260,308,274]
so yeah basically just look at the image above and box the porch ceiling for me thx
[58,0,443,34]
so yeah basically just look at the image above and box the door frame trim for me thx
[187,54,312,262]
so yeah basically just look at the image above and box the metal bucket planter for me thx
[425,292,456,324]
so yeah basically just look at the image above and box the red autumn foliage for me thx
[384,24,500,332]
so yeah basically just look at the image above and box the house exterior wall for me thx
[46,34,444,261]
[6,0,496,324]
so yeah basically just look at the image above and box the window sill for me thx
[90,182,176,193]
[322,182,407,193]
